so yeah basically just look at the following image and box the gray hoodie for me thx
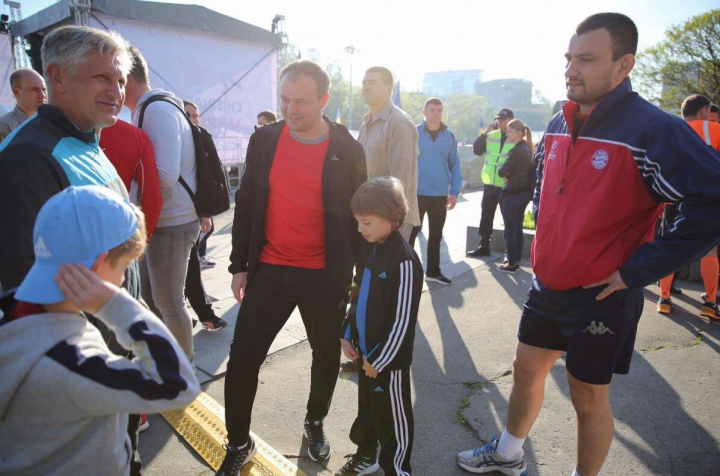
[131,89,198,228]
[0,290,200,475]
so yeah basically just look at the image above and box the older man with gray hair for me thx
[0,25,131,292]
[0,25,146,473]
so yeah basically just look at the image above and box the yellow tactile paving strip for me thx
[162,391,307,476]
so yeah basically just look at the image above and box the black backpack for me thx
[138,96,230,217]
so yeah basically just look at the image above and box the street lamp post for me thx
[345,45,359,130]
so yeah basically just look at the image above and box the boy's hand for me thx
[340,338,360,361]
[362,356,378,378]
[55,264,120,314]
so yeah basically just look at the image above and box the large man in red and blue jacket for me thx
[457,12,720,476]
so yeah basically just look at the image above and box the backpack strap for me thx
[137,95,197,199]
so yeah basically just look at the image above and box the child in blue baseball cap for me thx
[0,185,199,476]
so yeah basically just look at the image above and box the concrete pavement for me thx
[139,191,720,475]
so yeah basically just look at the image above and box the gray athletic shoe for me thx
[456,434,527,475]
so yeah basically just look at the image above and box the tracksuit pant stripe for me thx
[349,366,413,475]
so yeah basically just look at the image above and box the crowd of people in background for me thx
[0,10,719,476]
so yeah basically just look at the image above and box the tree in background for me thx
[635,9,720,111]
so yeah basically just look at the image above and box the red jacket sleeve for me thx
[136,129,163,238]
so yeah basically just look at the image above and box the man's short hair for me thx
[710,104,719,114]
[681,94,711,119]
[576,13,638,61]
[127,45,149,85]
[424,97,443,109]
[365,66,394,87]
[279,60,330,98]
[183,100,198,110]
[351,177,408,230]
[257,110,277,122]
[9,68,39,91]
[41,26,131,80]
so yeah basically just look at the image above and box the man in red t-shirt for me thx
[218,60,367,474]
[99,120,162,237]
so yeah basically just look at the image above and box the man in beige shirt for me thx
[0,68,47,141]
[358,66,419,240]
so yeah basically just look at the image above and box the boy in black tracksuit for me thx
[337,177,423,476]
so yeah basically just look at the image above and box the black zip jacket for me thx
[229,117,367,295]
[340,231,423,372]
[498,140,534,195]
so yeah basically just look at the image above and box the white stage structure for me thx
[12,0,279,168]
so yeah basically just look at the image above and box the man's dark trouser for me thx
[478,185,503,239]
[350,366,413,476]
[409,195,447,276]
[224,263,346,445]
[184,241,215,321]
[127,415,143,475]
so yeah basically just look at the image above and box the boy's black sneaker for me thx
[215,437,257,476]
[426,273,452,285]
[303,418,330,461]
[201,315,228,332]
[334,452,380,475]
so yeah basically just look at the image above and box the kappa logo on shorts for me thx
[548,140,558,160]
[581,321,615,335]
[591,150,609,170]
[374,386,384,393]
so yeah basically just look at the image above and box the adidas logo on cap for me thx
[34,237,51,258]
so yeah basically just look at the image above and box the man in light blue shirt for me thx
[409,97,462,285]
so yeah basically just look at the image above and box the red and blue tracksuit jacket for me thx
[532,78,720,291]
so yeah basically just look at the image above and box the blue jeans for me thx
[140,219,200,360]
[500,191,531,265]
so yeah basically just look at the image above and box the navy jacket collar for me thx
[37,104,98,144]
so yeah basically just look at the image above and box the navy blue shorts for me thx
[518,276,644,385]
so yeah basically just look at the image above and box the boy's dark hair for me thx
[681,94,711,119]
[424,97,443,109]
[366,66,394,87]
[279,60,331,98]
[107,206,147,265]
[183,100,198,110]
[576,13,638,60]
[257,110,277,122]
[351,177,408,229]
[711,104,720,114]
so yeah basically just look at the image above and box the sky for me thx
[15,0,719,102]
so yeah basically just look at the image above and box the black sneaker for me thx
[670,282,683,295]
[201,315,228,332]
[334,453,380,476]
[303,419,330,461]
[216,437,257,476]
[467,247,491,258]
[426,274,452,285]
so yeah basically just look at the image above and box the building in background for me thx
[423,69,484,97]
[475,79,532,109]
